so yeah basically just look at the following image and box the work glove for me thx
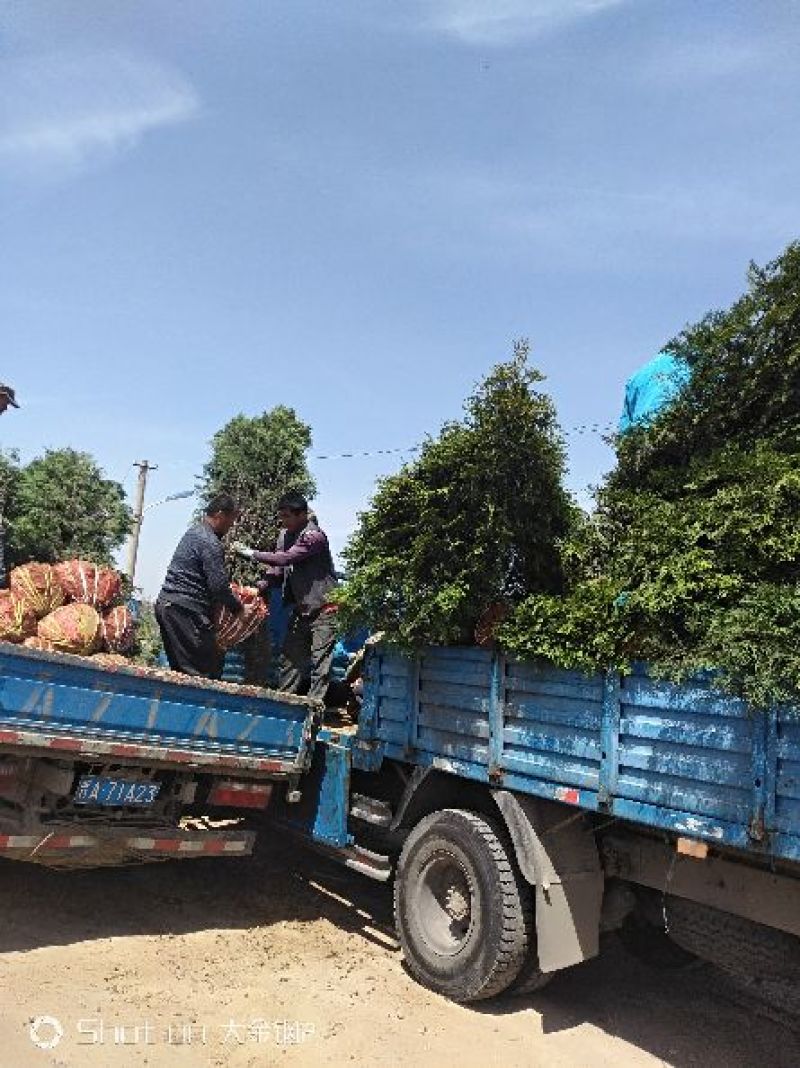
[231,541,255,559]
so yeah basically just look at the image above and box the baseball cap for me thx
[0,384,19,408]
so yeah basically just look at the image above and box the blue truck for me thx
[1,639,798,1005]
[276,644,800,1004]
[0,642,321,865]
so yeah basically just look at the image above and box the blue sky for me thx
[2,1,798,596]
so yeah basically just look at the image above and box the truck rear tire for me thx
[618,891,699,970]
[394,808,532,1003]
[506,942,553,996]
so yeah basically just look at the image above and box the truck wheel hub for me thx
[445,884,470,922]
[412,851,475,956]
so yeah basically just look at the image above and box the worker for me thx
[0,382,19,588]
[0,383,19,417]
[618,351,690,433]
[233,492,338,702]
[156,493,249,678]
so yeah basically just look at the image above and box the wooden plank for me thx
[416,682,491,714]
[615,769,752,824]
[618,738,752,787]
[620,711,753,753]
[501,748,601,790]
[621,676,749,719]
[415,728,490,766]
[503,723,601,761]
[417,704,490,739]
[505,695,603,731]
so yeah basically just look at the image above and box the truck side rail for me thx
[356,645,800,865]
[0,642,322,778]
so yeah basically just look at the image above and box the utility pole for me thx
[125,460,158,585]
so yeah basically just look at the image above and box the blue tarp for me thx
[618,351,690,433]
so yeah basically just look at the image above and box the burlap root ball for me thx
[9,563,65,619]
[38,603,103,655]
[101,605,135,653]
[214,584,269,651]
[23,635,55,652]
[0,591,38,642]
[54,560,122,609]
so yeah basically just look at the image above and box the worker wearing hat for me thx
[0,382,19,586]
[0,384,19,415]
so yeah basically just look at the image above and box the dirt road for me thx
[1,838,798,1068]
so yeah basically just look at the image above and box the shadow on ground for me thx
[0,833,396,954]
[2,835,798,1068]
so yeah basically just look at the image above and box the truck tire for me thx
[506,945,553,996]
[505,894,553,997]
[394,808,532,1003]
[666,896,800,1017]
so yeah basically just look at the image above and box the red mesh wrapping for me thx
[54,560,122,608]
[9,563,65,619]
[101,605,135,653]
[0,592,38,642]
[38,603,103,655]
[213,584,269,651]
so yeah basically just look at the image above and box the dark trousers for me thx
[155,600,223,679]
[241,625,272,688]
[278,609,337,702]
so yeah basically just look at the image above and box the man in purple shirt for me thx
[233,493,338,701]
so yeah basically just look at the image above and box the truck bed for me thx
[358,645,800,865]
[0,642,322,779]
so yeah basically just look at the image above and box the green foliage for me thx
[610,241,800,493]
[131,600,163,666]
[500,243,800,707]
[498,577,636,676]
[0,450,21,557]
[337,342,575,647]
[6,448,131,566]
[0,449,20,516]
[690,584,800,709]
[199,406,316,583]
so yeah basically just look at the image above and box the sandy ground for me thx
[1,837,798,1068]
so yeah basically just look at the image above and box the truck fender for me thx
[493,791,603,972]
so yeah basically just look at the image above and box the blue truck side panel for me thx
[0,643,319,773]
[357,646,800,865]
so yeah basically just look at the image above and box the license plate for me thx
[74,775,161,807]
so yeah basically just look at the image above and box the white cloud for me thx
[0,52,199,174]
[419,0,629,45]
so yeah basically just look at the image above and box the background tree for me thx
[6,448,131,565]
[499,242,800,707]
[337,342,576,647]
[131,600,163,666]
[0,450,20,518]
[0,450,21,585]
[199,405,316,584]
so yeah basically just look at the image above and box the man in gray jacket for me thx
[234,493,338,701]
[156,494,247,678]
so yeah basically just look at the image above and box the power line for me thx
[310,422,617,462]
[313,445,420,461]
